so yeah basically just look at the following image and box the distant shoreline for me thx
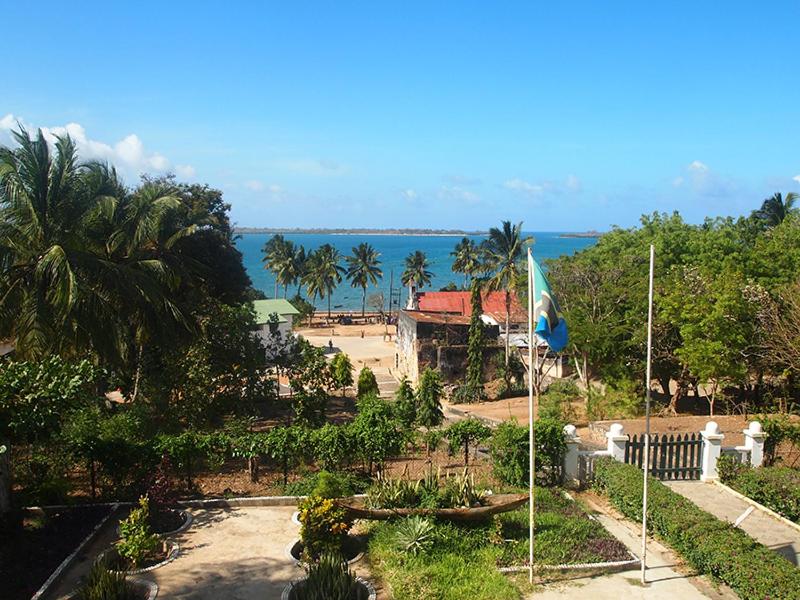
[235,227,487,236]
[559,231,603,238]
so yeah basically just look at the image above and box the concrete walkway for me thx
[533,497,735,600]
[665,480,800,566]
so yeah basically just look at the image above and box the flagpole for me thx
[527,248,535,585]
[641,244,655,584]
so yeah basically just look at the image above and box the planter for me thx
[63,577,158,600]
[98,540,180,575]
[291,510,301,526]
[281,577,375,600]
[116,508,192,537]
[285,535,364,566]
[338,493,529,521]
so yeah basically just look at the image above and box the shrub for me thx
[351,395,405,473]
[297,495,352,560]
[116,496,160,567]
[330,353,354,396]
[77,557,135,600]
[284,470,370,497]
[540,380,581,421]
[445,418,491,465]
[489,418,566,487]
[293,552,366,600]
[586,378,641,421]
[392,516,435,555]
[311,424,355,471]
[719,461,800,524]
[758,414,800,466]
[593,458,800,599]
[416,368,444,438]
[311,471,348,499]
[356,367,379,399]
[450,383,485,405]
[393,378,417,428]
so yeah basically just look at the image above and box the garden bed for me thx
[99,540,180,574]
[366,487,630,600]
[0,505,111,600]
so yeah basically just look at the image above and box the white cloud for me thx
[504,178,547,196]
[672,176,685,187]
[245,180,265,191]
[688,160,709,172]
[401,189,418,200]
[438,185,479,204]
[793,175,800,184]
[0,113,194,180]
[175,164,196,178]
[268,184,282,194]
[504,175,581,198]
[565,174,582,192]
[271,158,345,176]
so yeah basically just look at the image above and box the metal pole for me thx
[640,244,655,584]
[527,249,536,584]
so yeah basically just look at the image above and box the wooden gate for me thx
[624,433,703,480]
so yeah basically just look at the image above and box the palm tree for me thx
[401,251,433,300]
[450,237,481,288]
[482,221,532,380]
[262,234,291,297]
[289,244,307,297]
[754,192,798,228]
[345,243,383,316]
[302,244,345,319]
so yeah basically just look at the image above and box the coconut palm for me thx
[262,234,291,298]
[303,244,345,319]
[754,192,798,228]
[450,237,481,288]
[271,240,306,298]
[0,126,197,363]
[482,221,532,380]
[401,251,433,296]
[345,243,383,316]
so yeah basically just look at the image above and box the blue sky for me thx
[2,1,799,230]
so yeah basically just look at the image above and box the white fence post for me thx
[606,423,628,463]
[563,424,581,488]
[700,421,724,481]
[743,421,767,467]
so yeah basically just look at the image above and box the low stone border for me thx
[98,541,180,575]
[30,504,120,600]
[176,493,368,509]
[61,577,158,600]
[284,537,365,567]
[280,577,376,600]
[713,480,800,534]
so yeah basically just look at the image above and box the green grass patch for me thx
[366,487,629,600]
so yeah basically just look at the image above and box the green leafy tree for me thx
[345,243,383,316]
[451,237,482,288]
[0,357,100,514]
[265,426,308,485]
[330,352,354,396]
[393,378,417,428]
[416,368,444,456]
[401,250,433,291]
[351,395,404,473]
[229,431,268,483]
[446,418,491,465]
[262,234,291,298]
[311,423,355,471]
[481,221,532,383]
[466,280,486,393]
[357,366,380,399]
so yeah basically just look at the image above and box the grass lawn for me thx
[366,486,629,600]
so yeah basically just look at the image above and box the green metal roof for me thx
[251,299,301,325]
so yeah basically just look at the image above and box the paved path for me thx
[532,497,735,600]
[665,480,800,566]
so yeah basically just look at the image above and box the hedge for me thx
[718,457,800,524]
[593,458,800,600]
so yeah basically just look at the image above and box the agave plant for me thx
[294,552,366,600]
[366,469,420,509]
[440,468,487,508]
[392,516,435,556]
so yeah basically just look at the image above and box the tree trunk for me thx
[0,441,11,516]
[284,284,288,299]
[132,342,144,403]
[464,441,469,466]
[362,288,366,317]
[248,457,259,483]
[328,295,332,319]
[274,279,279,299]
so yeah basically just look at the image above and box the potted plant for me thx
[282,553,375,600]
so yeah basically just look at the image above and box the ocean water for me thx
[235,232,597,310]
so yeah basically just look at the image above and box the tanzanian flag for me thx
[528,251,568,352]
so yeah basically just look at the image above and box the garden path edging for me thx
[97,541,180,575]
[712,480,800,534]
[30,503,119,600]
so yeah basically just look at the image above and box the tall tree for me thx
[345,242,383,316]
[262,234,291,298]
[302,244,344,319]
[401,250,433,298]
[754,192,798,228]
[415,367,444,457]
[451,237,481,288]
[466,279,486,394]
[482,221,532,381]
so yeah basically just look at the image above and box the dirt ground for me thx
[296,313,396,339]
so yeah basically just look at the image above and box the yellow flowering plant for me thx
[298,494,352,560]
